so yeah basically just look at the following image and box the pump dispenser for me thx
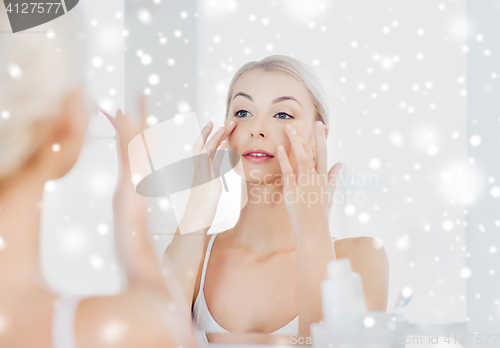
[321,258,367,331]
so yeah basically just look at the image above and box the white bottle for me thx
[321,258,367,332]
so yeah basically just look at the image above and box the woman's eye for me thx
[234,110,293,119]
[234,110,250,118]
[275,112,293,119]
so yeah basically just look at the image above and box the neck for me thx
[231,180,297,254]
[0,170,48,287]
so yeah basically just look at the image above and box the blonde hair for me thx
[225,55,330,127]
[0,5,93,181]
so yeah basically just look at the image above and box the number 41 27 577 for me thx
[5,3,63,14]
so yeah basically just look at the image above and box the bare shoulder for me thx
[333,236,388,273]
[333,236,389,311]
[333,236,386,259]
[75,288,186,348]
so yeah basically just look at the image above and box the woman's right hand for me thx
[177,119,236,235]
[99,98,200,348]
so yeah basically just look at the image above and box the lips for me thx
[242,148,275,163]
[242,149,274,157]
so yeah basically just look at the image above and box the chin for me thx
[243,165,282,186]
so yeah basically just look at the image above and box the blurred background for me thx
[38,0,499,338]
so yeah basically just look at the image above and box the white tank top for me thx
[52,294,82,348]
[192,233,300,342]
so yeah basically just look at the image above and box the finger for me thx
[224,119,237,136]
[194,119,234,157]
[205,124,229,156]
[139,95,149,129]
[112,109,129,140]
[285,125,310,176]
[211,141,226,178]
[205,126,225,161]
[100,108,118,129]
[216,121,236,153]
[276,144,296,188]
[219,120,236,143]
[193,120,213,155]
[116,108,125,121]
[304,142,315,176]
[205,121,235,179]
[314,121,328,175]
[114,109,129,134]
[303,140,314,165]
[109,109,134,180]
[328,162,343,194]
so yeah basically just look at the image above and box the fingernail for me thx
[205,121,213,128]
[289,126,296,135]
[316,121,323,128]
[229,121,235,126]
[278,145,284,153]
[218,126,224,133]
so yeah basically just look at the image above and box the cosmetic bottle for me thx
[321,258,367,332]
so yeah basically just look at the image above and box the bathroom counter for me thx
[208,345,294,348]
[204,332,299,347]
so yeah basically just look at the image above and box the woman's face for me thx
[226,69,320,185]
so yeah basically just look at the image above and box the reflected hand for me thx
[177,119,236,235]
[101,99,201,347]
[276,121,342,235]
[99,97,164,288]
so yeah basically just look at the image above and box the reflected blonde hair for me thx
[225,55,330,127]
[0,5,92,181]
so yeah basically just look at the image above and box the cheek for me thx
[269,124,289,148]
[226,133,234,150]
[226,127,242,152]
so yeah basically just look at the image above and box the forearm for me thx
[113,196,166,290]
[296,220,335,339]
[162,224,209,311]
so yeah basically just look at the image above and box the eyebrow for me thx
[232,92,301,106]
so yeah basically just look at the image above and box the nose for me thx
[250,118,267,138]
[251,130,265,138]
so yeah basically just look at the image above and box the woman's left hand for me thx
[276,121,342,236]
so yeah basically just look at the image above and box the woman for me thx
[163,55,390,342]
[0,6,198,348]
